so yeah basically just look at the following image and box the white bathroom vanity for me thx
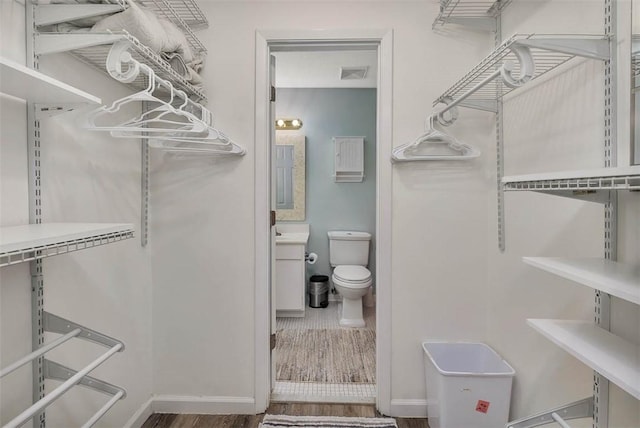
[275,224,309,317]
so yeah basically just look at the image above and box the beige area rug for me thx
[260,414,397,428]
[276,329,376,383]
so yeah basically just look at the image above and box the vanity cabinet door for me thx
[275,244,305,314]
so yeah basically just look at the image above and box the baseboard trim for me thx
[123,398,153,428]
[151,395,256,415]
[388,399,428,418]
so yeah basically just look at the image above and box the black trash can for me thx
[308,275,329,308]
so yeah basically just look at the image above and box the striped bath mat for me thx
[260,414,397,428]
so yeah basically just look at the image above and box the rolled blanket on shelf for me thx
[90,0,205,86]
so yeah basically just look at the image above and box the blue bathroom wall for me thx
[276,88,377,288]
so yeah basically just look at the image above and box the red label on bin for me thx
[476,400,490,413]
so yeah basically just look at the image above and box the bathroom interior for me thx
[272,47,378,403]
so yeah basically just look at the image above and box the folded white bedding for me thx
[45,0,205,85]
[91,0,194,62]
[92,0,165,52]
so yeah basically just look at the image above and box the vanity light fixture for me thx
[275,118,303,130]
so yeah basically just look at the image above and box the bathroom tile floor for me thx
[276,300,376,331]
[274,301,376,403]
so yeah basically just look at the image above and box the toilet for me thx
[327,231,373,328]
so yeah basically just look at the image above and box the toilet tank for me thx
[328,231,371,267]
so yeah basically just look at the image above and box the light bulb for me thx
[276,119,285,127]
[291,119,300,127]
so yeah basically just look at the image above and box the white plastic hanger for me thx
[83,40,246,156]
[391,116,480,162]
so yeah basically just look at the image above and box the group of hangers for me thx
[83,43,245,156]
[391,113,480,162]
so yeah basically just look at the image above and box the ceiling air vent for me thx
[340,66,368,80]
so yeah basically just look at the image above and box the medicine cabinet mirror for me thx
[633,0,640,163]
[275,133,306,221]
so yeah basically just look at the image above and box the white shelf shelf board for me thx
[524,257,640,305]
[528,319,640,400]
[0,223,134,267]
[503,166,640,191]
[0,57,100,105]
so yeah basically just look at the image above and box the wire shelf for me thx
[35,0,206,56]
[432,0,513,29]
[0,224,135,267]
[37,32,207,102]
[151,0,208,29]
[434,34,610,108]
[138,0,207,54]
[503,169,640,192]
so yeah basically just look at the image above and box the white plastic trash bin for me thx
[422,342,515,428]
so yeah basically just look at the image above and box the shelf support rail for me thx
[4,343,123,428]
[506,397,594,428]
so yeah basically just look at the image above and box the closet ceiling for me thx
[274,50,378,89]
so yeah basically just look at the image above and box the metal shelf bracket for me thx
[507,397,594,428]
[458,99,498,113]
[44,359,126,398]
[436,17,497,32]
[514,37,610,61]
[44,312,125,351]
[531,189,611,204]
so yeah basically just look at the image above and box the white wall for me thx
[0,1,153,426]
[150,0,495,412]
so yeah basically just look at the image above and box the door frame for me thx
[254,28,393,414]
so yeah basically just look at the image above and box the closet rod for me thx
[81,390,125,428]
[5,343,123,428]
[507,397,593,428]
[0,328,81,379]
[551,413,572,428]
[106,41,211,125]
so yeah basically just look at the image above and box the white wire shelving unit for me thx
[139,0,208,29]
[502,166,640,202]
[432,0,513,31]
[433,33,610,114]
[1,56,131,427]
[35,31,207,102]
[33,0,208,102]
[0,223,135,267]
[428,2,631,427]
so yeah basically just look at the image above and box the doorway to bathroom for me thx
[254,29,393,413]
[271,44,378,404]
[273,49,377,402]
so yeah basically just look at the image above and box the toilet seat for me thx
[333,265,372,288]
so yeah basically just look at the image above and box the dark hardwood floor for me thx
[142,403,430,427]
